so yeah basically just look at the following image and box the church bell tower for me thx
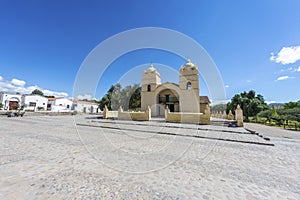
[141,65,161,114]
[179,59,200,113]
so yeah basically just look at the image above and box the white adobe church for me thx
[141,59,210,116]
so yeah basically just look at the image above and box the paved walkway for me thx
[79,118,273,146]
[244,123,300,140]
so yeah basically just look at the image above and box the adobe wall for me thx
[103,106,118,119]
[118,106,151,121]
[165,108,210,125]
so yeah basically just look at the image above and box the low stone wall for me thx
[165,108,210,125]
[103,106,118,119]
[118,106,151,121]
[211,105,244,127]
[103,105,151,121]
[211,110,234,119]
[103,105,214,124]
[2,110,76,116]
[28,111,74,116]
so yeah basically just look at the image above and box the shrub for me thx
[37,106,44,111]
[13,103,20,110]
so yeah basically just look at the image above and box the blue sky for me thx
[0,0,299,103]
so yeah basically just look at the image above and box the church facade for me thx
[141,59,210,116]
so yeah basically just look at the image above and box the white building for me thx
[72,100,99,113]
[22,94,48,111]
[0,92,22,110]
[1,92,100,114]
[47,98,73,112]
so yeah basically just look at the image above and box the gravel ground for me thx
[0,115,299,199]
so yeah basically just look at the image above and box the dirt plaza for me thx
[0,115,299,199]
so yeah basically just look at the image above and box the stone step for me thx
[210,119,238,127]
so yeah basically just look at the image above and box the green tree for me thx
[31,89,44,96]
[129,85,141,110]
[0,103,3,109]
[257,109,272,119]
[283,102,300,109]
[258,105,300,128]
[278,107,300,122]
[211,104,227,113]
[13,103,20,110]
[271,106,279,118]
[99,95,110,110]
[99,83,122,110]
[98,83,141,111]
[227,90,268,121]
[44,95,55,98]
[37,106,44,111]
[111,83,122,110]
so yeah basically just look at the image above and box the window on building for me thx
[29,102,36,107]
[147,85,151,92]
[165,95,169,102]
[187,82,192,90]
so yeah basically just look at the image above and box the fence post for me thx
[235,104,244,127]
[103,105,108,119]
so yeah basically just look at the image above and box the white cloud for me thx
[297,66,300,72]
[224,85,229,88]
[276,75,294,81]
[270,46,300,64]
[11,78,26,87]
[246,80,252,83]
[42,89,68,97]
[280,67,293,72]
[0,75,68,97]
[211,99,230,106]
[265,101,276,105]
[275,67,300,74]
[77,94,93,100]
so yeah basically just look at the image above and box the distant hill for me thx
[268,103,284,107]
[298,100,300,102]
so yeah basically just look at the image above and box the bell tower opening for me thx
[186,82,192,90]
[147,84,151,92]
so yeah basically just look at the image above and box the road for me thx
[244,122,300,140]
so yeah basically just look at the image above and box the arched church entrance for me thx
[157,89,179,114]
[154,83,181,116]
